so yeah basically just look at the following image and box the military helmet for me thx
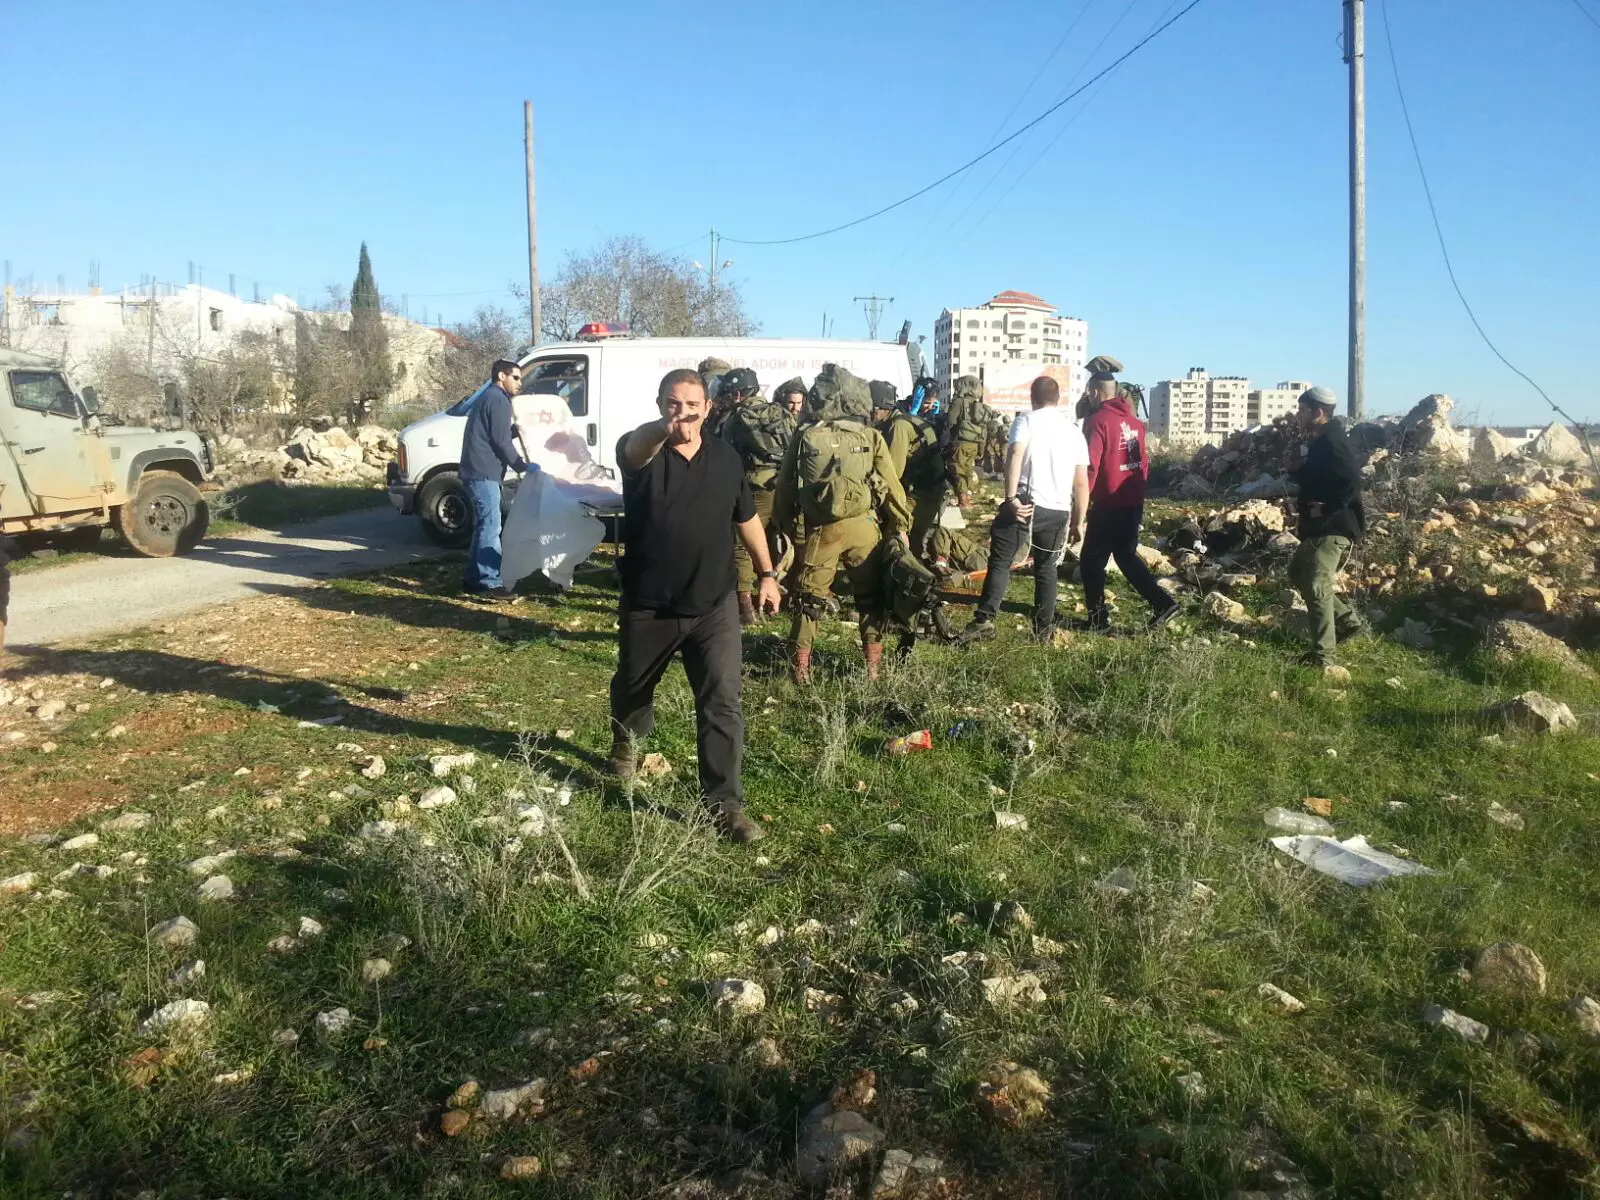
[807,363,872,422]
[722,367,759,397]
[868,380,898,412]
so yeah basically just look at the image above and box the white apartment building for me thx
[1150,368,1321,441]
[1148,367,1212,442]
[932,290,1088,398]
[1248,381,1315,426]
[1207,375,1250,435]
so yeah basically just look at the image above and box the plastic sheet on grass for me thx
[1269,834,1438,886]
[500,469,606,591]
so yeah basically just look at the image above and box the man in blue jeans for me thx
[460,358,528,602]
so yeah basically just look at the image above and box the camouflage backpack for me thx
[723,400,796,487]
[888,412,944,492]
[795,418,878,524]
[948,375,992,444]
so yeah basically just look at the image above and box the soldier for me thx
[878,384,948,559]
[869,379,897,426]
[944,374,992,508]
[774,364,911,684]
[717,367,797,625]
[775,377,808,419]
[698,356,733,435]
[1285,386,1367,667]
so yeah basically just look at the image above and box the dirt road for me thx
[7,508,455,646]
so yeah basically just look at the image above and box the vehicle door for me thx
[3,368,104,513]
[514,351,611,486]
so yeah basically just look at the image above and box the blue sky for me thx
[2,0,1595,424]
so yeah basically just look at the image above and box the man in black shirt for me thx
[1286,386,1367,667]
[610,368,782,843]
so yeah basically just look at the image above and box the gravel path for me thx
[7,507,453,646]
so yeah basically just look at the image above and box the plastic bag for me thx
[500,469,606,591]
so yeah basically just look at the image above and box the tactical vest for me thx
[888,413,945,493]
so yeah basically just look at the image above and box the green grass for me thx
[0,540,1597,1198]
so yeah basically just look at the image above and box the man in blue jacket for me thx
[460,359,529,602]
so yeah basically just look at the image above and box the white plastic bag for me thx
[500,469,606,591]
[1269,834,1437,886]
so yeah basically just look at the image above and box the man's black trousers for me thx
[1080,503,1172,622]
[610,593,744,814]
[974,505,1071,635]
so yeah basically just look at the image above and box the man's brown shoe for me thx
[718,810,766,843]
[608,741,637,780]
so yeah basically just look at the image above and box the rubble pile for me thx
[215,424,397,484]
[1149,471,1600,637]
[1181,393,1595,498]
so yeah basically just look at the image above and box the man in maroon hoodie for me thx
[1080,368,1178,631]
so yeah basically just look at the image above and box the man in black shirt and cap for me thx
[609,368,782,843]
[1286,386,1367,668]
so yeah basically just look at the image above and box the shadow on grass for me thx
[9,645,526,764]
[211,480,389,534]
[250,577,616,647]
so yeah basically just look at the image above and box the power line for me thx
[919,0,1152,259]
[720,0,1209,247]
[1376,0,1589,450]
[937,0,1185,264]
[1569,0,1600,31]
[883,0,1104,269]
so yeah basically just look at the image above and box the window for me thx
[966,320,979,329]
[1029,338,1038,345]
[209,308,223,332]
[9,370,80,417]
[520,355,589,417]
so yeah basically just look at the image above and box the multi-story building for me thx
[1206,375,1250,436]
[1148,368,1213,442]
[932,290,1088,399]
[1248,380,1315,427]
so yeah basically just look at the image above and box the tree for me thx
[535,236,757,341]
[430,305,522,405]
[349,242,393,422]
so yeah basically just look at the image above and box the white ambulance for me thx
[387,326,916,544]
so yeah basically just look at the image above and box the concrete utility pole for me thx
[854,295,894,340]
[1344,0,1366,420]
[524,100,540,346]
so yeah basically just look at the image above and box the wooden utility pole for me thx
[1344,0,1366,420]
[524,101,540,346]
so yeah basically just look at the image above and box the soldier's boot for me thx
[863,642,883,682]
[791,648,812,685]
[737,592,757,627]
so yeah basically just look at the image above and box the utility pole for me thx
[524,100,540,346]
[1344,0,1366,420]
[854,295,894,340]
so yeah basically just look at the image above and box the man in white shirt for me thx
[958,376,1090,643]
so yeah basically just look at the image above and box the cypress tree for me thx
[348,242,392,422]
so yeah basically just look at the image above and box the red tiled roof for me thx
[988,290,1054,310]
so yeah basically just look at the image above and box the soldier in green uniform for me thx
[878,385,948,560]
[717,367,797,625]
[944,374,991,508]
[774,365,911,683]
